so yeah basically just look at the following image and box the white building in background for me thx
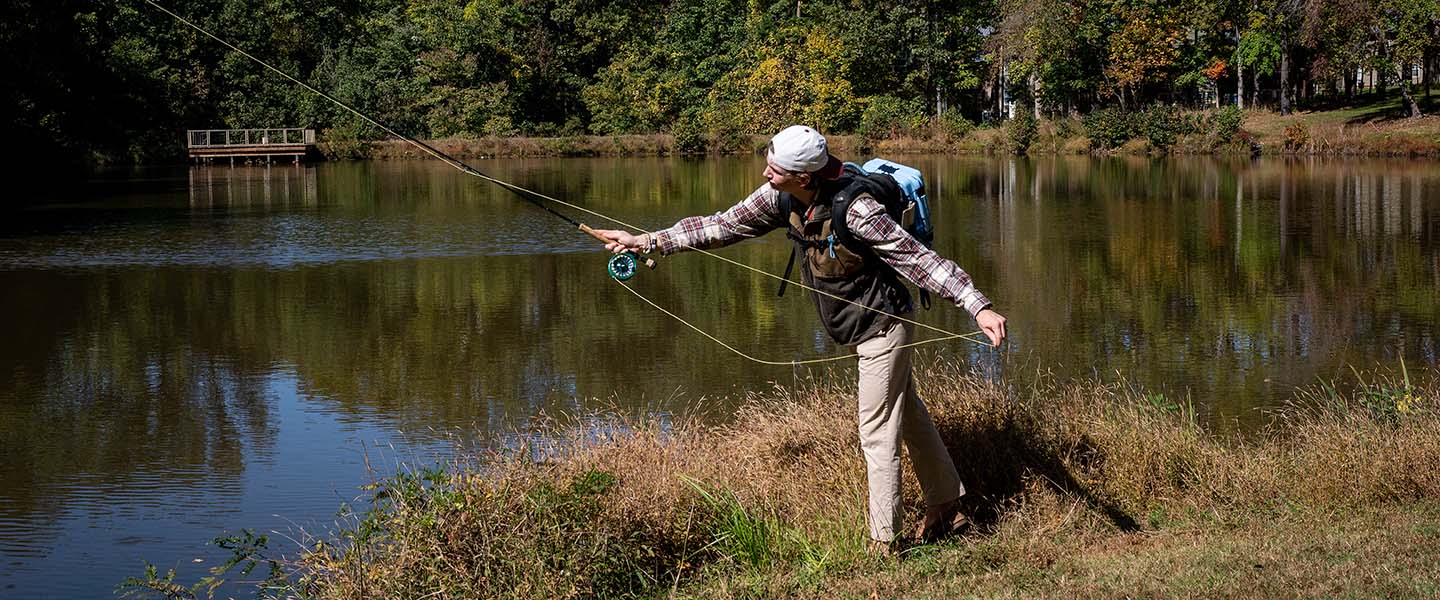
[1351,64,1427,91]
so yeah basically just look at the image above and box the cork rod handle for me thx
[578,223,658,269]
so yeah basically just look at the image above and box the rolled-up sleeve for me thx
[652,184,787,255]
[847,195,993,317]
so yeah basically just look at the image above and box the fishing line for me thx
[616,280,985,365]
[138,0,992,362]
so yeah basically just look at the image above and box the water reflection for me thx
[927,156,1438,428]
[188,164,319,207]
[0,155,1436,597]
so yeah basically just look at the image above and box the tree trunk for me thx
[1402,81,1422,118]
[1343,65,1355,99]
[1237,65,1246,109]
[1280,49,1291,115]
[996,64,1005,120]
[1031,74,1041,120]
[1233,24,1243,109]
[1426,49,1433,99]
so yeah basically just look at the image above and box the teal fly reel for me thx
[607,252,640,281]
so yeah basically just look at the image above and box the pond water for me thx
[1,155,1436,597]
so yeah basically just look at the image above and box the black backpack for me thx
[777,159,935,308]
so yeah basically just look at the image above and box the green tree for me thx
[1379,0,1438,117]
[1302,0,1378,100]
[992,0,1108,116]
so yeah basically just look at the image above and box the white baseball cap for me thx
[767,125,839,174]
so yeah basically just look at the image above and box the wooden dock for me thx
[187,128,315,164]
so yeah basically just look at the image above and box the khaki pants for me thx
[856,320,965,542]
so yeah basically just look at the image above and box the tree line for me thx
[3,0,1437,166]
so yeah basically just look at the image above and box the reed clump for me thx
[286,360,1440,599]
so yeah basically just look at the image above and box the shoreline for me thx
[335,110,1440,161]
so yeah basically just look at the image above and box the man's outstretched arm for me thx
[598,184,788,255]
[848,196,1007,347]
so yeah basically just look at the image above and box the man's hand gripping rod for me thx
[578,224,657,269]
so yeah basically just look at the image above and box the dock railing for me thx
[187,128,316,164]
[187,128,315,148]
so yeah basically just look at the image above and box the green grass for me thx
[1298,86,1440,124]
[1237,88,1440,156]
[845,504,1440,600]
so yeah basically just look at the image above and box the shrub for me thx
[936,111,975,141]
[1084,108,1136,150]
[1005,112,1039,155]
[1138,104,1192,151]
[671,111,705,154]
[316,125,368,160]
[1212,105,1244,142]
[1051,117,1080,140]
[1283,121,1309,152]
[858,95,926,141]
[703,101,754,153]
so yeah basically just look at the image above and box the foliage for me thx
[857,95,927,141]
[1083,107,1138,150]
[1137,104,1196,150]
[6,0,1440,166]
[118,529,283,600]
[1237,12,1284,77]
[1283,120,1310,150]
[937,110,976,141]
[315,125,367,160]
[1212,105,1245,142]
[1101,0,1186,107]
[708,25,865,137]
[671,110,707,154]
[1005,111,1040,154]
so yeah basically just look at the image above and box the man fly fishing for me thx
[597,125,1008,554]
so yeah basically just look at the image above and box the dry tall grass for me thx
[1244,111,1440,157]
[286,360,1439,599]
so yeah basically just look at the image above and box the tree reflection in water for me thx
[0,155,1435,597]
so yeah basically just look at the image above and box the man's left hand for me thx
[976,308,1007,347]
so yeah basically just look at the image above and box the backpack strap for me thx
[829,171,901,253]
[775,188,841,297]
[829,173,934,310]
[777,246,797,297]
[776,191,796,297]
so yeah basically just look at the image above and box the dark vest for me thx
[782,181,913,346]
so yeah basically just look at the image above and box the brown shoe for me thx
[915,501,970,542]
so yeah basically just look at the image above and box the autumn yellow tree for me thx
[708,25,863,135]
[1102,0,1187,109]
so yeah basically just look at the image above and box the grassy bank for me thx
[1244,105,1440,157]
[209,359,1439,599]
[341,92,1440,161]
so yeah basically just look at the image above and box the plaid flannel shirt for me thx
[652,184,993,318]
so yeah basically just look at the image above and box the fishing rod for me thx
[138,0,994,362]
[137,0,655,280]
